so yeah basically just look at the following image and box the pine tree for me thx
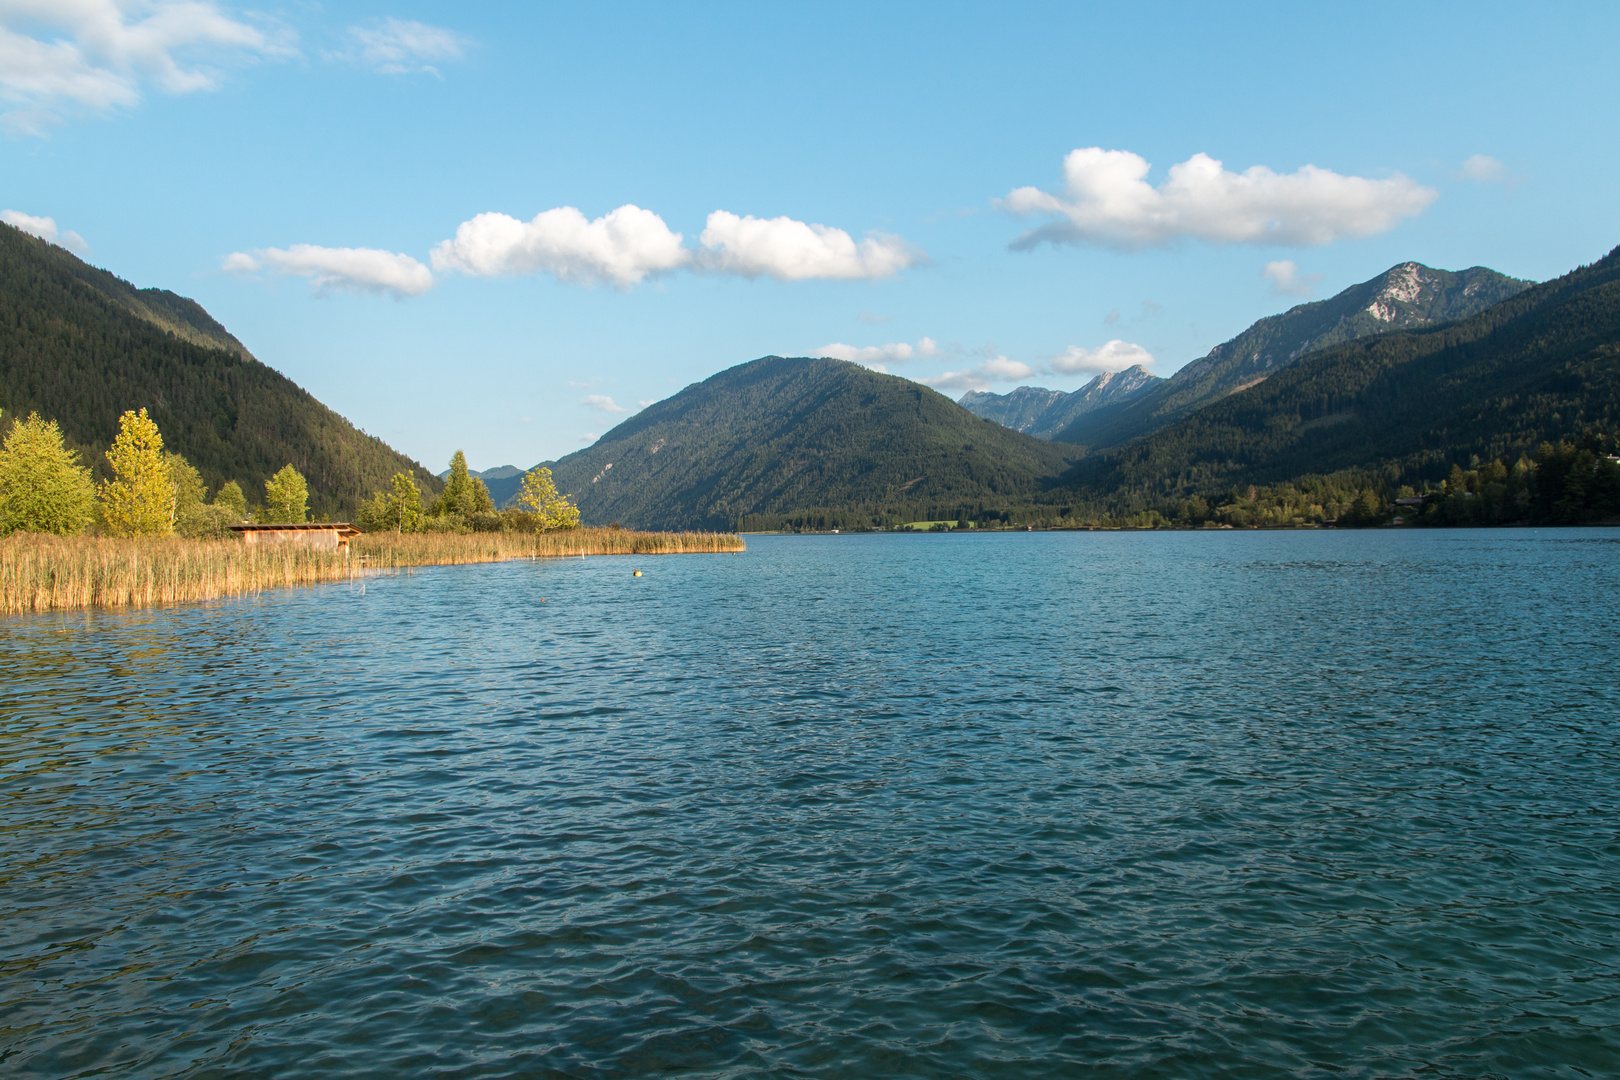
[434,450,496,517]
[99,408,176,537]
[0,411,97,535]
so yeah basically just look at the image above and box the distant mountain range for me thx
[1057,245,1620,508]
[10,213,1609,534]
[959,365,1157,439]
[0,223,439,518]
[958,261,1533,450]
[437,463,525,505]
[523,248,1613,529]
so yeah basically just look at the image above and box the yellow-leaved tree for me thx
[516,466,581,530]
[99,408,176,537]
[0,411,97,535]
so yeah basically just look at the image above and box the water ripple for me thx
[1,531,1618,1077]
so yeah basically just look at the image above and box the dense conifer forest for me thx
[0,225,438,519]
[545,247,1619,531]
[1058,245,1620,519]
[545,355,1078,531]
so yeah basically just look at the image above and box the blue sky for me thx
[4,1,1618,472]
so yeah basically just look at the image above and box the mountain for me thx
[437,465,523,481]
[0,223,439,518]
[960,364,1160,439]
[1057,246,1620,508]
[436,464,526,507]
[534,356,1076,530]
[1047,261,1533,448]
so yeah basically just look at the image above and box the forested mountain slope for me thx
[1051,261,1532,448]
[1057,246,1620,506]
[960,365,1159,439]
[538,356,1076,530]
[0,224,438,518]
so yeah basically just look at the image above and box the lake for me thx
[2,530,1617,1078]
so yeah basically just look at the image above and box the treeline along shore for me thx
[0,402,741,613]
[0,528,745,614]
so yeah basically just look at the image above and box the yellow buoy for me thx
[633,570,642,577]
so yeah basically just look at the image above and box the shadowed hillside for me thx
[1048,261,1532,448]
[536,356,1076,530]
[0,224,439,518]
[1058,246,1620,506]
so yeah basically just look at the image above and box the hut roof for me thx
[228,522,363,537]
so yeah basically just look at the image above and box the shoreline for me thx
[0,528,745,614]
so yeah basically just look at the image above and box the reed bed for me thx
[353,528,744,567]
[0,528,743,613]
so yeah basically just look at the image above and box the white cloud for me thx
[432,204,689,288]
[0,0,291,132]
[985,356,1034,380]
[698,211,918,280]
[579,433,598,443]
[332,17,468,75]
[224,244,433,297]
[814,336,940,370]
[581,394,626,414]
[1261,259,1322,297]
[1003,147,1437,250]
[2,208,88,253]
[858,310,891,324]
[1456,154,1521,189]
[429,204,922,289]
[1050,339,1154,375]
[816,341,912,366]
[1458,154,1505,183]
[919,355,1033,393]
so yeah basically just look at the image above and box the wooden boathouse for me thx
[228,522,363,554]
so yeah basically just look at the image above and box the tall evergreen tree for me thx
[434,450,496,517]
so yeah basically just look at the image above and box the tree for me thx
[166,453,215,537]
[214,480,248,520]
[357,473,424,533]
[432,450,496,517]
[0,411,96,535]
[99,408,176,537]
[261,465,310,523]
[516,465,581,530]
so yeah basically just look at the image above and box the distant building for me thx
[229,522,362,555]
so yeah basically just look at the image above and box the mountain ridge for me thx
[1050,260,1533,448]
[960,364,1159,439]
[1055,246,1620,507]
[532,356,1075,530]
[0,223,440,518]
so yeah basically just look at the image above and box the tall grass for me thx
[0,528,743,613]
[353,528,744,566]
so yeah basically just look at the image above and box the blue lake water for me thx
[2,530,1618,1078]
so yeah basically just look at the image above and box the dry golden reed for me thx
[0,528,743,613]
[353,528,744,567]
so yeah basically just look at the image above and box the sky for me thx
[4,1,1618,472]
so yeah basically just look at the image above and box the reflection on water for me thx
[2,531,1618,1078]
